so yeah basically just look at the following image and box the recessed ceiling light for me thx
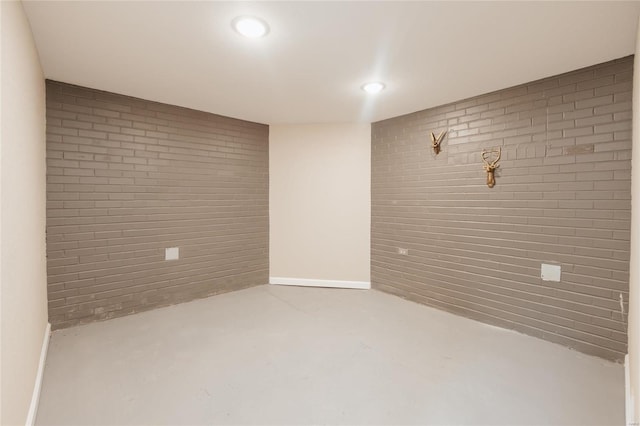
[232,16,270,38]
[362,82,385,94]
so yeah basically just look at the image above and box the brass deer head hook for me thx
[430,130,446,155]
[481,147,501,188]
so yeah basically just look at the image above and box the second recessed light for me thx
[232,16,270,38]
[362,82,385,94]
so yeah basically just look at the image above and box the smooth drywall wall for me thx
[45,81,268,329]
[270,124,370,284]
[629,18,639,424]
[372,57,632,361]
[1,1,49,424]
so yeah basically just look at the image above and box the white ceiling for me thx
[23,1,640,125]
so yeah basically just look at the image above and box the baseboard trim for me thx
[269,277,370,290]
[26,322,51,426]
[626,354,635,426]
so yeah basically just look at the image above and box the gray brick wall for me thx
[46,81,269,329]
[371,57,633,361]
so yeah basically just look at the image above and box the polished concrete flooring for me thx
[36,285,624,425]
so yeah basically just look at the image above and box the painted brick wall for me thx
[45,81,269,329]
[371,57,633,361]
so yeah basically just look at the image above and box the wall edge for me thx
[270,277,371,290]
[25,322,50,426]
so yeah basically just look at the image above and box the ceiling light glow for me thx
[232,16,270,38]
[362,82,385,94]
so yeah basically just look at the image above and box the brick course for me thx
[371,57,633,361]
[46,81,269,329]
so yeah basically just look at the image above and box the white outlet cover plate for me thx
[165,247,179,260]
[541,263,561,282]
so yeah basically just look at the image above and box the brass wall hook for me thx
[481,147,501,188]
[430,130,446,155]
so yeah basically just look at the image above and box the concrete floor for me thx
[36,285,624,425]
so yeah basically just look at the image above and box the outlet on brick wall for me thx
[165,247,179,261]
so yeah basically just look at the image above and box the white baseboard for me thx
[269,277,370,290]
[626,354,635,426]
[26,322,51,426]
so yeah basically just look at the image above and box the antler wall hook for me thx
[481,147,501,188]
[430,130,446,155]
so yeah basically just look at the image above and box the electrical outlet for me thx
[397,248,409,255]
[541,263,561,282]
[165,247,179,261]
